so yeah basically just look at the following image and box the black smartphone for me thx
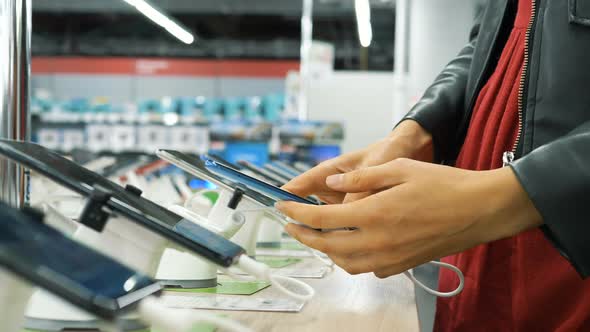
[263,163,297,182]
[157,149,317,207]
[204,158,315,204]
[270,161,303,178]
[0,202,160,320]
[0,140,245,267]
[237,160,288,187]
[206,154,243,170]
[206,154,285,188]
[158,150,285,207]
[158,150,352,232]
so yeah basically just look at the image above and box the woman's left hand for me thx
[276,158,542,278]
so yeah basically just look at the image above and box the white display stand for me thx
[25,212,170,331]
[156,205,244,289]
[24,182,251,331]
[156,187,290,288]
[257,215,283,247]
[207,189,265,256]
[0,268,34,332]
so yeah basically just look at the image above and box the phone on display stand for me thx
[263,163,297,182]
[237,160,288,186]
[204,158,316,204]
[206,153,242,169]
[157,150,351,234]
[157,150,275,207]
[157,149,316,206]
[205,153,284,187]
[270,161,302,178]
[0,202,161,320]
[0,139,245,268]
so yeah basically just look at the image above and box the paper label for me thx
[166,280,270,296]
[160,294,304,313]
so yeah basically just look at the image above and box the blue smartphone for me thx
[0,202,160,320]
[0,140,245,268]
[270,161,302,178]
[203,157,317,205]
[158,150,351,232]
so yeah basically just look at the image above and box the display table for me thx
[165,258,419,332]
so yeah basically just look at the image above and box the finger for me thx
[325,158,413,193]
[282,157,344,197]
[282,169,326,197]
[285,223,362,255]
[342,191,377,204]
[276,200,372,229]
[282,166,345,204]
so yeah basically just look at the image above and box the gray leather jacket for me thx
[403,0,590,277]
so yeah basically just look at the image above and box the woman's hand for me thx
[282,120,434,204]
[277,158,543,278]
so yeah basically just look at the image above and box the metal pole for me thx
[298,0,313,121]
[392,0,410,124]
[0,0,31,208]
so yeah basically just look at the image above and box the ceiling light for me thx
[355,0,373,47]
[122,0,195,44]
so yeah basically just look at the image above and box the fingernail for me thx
[326,174,343,187]
[274,201,284,210]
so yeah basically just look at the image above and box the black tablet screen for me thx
[0,140,244,267]
[0,202,159,318]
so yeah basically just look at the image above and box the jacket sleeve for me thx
[510,121,590,278]
[401,16,482,162]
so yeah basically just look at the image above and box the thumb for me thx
[325,159,410,193]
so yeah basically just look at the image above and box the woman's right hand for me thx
[282,120,435,204]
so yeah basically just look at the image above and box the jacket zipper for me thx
[504,0,537,167]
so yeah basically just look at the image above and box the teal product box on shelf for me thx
[179,96,207,123]
[139,100,162,114]
[222,98,245,122]
[244,96,263,122]
[204,99,224,123]
[261,94,284,122]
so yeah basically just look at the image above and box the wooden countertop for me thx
[166,258,419,332]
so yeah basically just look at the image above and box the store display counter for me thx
[165,257,419,332]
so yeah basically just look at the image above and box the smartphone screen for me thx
[206,155,286,188]
[263,163,296,182]
[272,160,302,177]
[0,202,160,319]
[203,158,316,205]
[237,160,288,186]
[0,140,244,267]
[158,150,348,232]
[270,161,302,178]
[158,150,287,207]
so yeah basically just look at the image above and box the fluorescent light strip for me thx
[355,0,373,47]
[123,0,195,44]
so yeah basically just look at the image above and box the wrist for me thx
[473,167,543,243]
[389,120,434,162]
